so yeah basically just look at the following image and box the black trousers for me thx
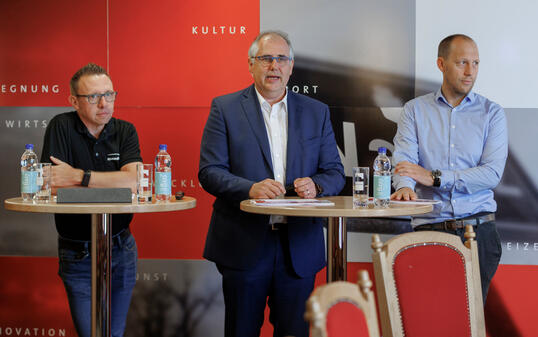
[415,220,502,305]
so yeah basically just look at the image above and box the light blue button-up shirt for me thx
[392,89,508,226]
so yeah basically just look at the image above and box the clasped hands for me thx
[390,161,434,201]
[249,177,315,199]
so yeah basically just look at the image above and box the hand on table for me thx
[390,187,417,201]
[249,179,285,199]
[294,177,316,199]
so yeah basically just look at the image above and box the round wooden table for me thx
[240,196,432,282]
[4,196,196,337]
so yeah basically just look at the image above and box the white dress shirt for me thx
[255,88,288,224]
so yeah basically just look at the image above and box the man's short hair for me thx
[248,30,294,60]
[70,63,110,95]
[438,34,476,59]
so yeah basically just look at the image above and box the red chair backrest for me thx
[326,301,370,337]
[393,244,471,337]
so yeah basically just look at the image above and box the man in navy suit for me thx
[199,31,345,337]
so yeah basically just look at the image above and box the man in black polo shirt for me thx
[41,63,142,337]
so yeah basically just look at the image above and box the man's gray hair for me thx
[248,30,294,60]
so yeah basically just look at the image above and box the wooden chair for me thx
[305,270,380,337]
[371,225,485,337]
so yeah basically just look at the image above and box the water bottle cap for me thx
[378,147,387,154]
[25,144,34,150]
[159,144,167,150]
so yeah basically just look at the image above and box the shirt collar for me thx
[254,87,288,113]
[435,88,475,107]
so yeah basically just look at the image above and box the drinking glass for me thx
[352,167,369,208]
[137,163,153,203]
[34,163,51,203]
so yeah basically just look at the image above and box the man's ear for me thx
[248,57,254,77]
[68,94,79,110]
[289,59,294,76]
[437,57,445,73]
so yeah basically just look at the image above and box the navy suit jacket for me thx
[199,85,345,277]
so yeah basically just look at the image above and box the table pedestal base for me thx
[91,213,112,337]
[327,216,347,282]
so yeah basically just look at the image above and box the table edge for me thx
[4,196,197,214]
[239,198,432,217]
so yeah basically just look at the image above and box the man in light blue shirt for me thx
[391,34,508,304]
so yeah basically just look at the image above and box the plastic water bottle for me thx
[20,144,39,201]
[155,144,172,201]
[373,147,391,208]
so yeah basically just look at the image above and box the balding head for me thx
[438,34,476,59]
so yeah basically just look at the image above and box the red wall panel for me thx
[109,0,259,107]
[0,0,107,106]
[485,265,538,337]
[115,106,213,259]
[0,257,76,335]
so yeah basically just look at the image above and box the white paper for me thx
[390,199,441,205]
[250,199,335,207]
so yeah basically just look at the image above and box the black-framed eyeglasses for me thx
[76,91,118,104]
[251,55,292,66]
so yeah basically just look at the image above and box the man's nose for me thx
[268,58,279,70]
[97,95,106,107]
[464,63,475,76]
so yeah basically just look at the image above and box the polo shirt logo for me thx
[107,153,120,161]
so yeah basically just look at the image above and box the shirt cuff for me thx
[440,169,455,190]
[393,174,416,191]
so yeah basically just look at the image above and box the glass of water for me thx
[137,163,153,203]
[35,163,52,203]
[352,167,369,208]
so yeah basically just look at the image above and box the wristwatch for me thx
[431,169,442,187]
[81,170,91,187]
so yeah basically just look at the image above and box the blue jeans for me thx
[58,230,138,337]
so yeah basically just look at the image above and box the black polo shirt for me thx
[41,111,142,240]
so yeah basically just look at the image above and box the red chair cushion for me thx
[393,244,471,337]
[326,301,370,337]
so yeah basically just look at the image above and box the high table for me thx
[4,196,196,337]
[240,196,432,282]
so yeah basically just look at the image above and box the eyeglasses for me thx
[76,91,118,104]
[251,55,292,67]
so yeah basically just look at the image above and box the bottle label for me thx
[155,171,171,195]
[373,175,391,199]
[21,170,38,193]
